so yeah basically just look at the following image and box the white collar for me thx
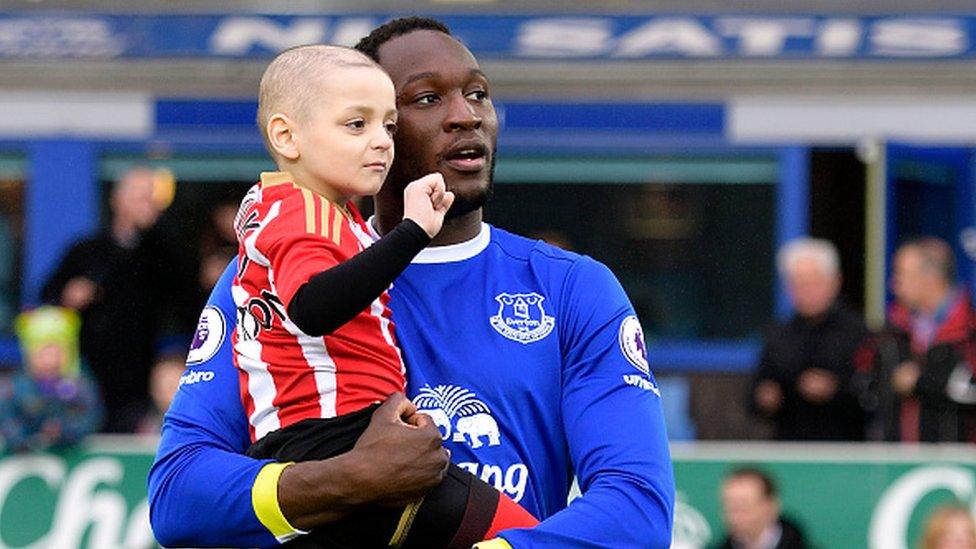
[367,216,491,264]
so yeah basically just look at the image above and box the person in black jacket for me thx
[868,237,976,442]
[716,467,807,549]
[750,238,870,441]
[41,168,182,432]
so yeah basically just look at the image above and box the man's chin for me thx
[445,184,491,220]
[444,157,494,220]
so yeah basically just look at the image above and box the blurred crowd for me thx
[0,165,974,450]
[750,235,976,444]
[714,467,976,549]
[0,166,973,546]
[0,167,240,448]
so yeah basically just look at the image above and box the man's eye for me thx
[416,94,439,105]
[466,90,488,101]
[346,120,366,130]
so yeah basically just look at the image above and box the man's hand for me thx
[796,368,839,405]
[277,393,449,529]
[347,392,450,507]
[754,380,783,415]
[403,173,455,238]
[892,361,921,396]
[61,277,97,310]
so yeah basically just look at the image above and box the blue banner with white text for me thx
[1,13,975,60]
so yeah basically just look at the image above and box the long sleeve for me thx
[147,262,280,548]
[499,258,675,548]
[748,340,781,419]
[41,241,88,306]
[287,219,430,336]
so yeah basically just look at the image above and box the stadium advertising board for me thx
[671,444,976,549]
[0,441,973,548]
[1,13,976,60]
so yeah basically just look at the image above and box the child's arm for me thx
[272,173,452,337]
[287,219,429,336]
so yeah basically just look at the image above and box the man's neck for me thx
[738,521,782,549]
[918,286,953,317]
[376,207,483,246]
[431,210,483,246]
[111,218,139,248]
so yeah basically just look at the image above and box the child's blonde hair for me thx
[257,44,384,161]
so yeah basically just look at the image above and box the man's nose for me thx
[443,93,482,132]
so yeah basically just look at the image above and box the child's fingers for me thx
[419,173,444,194]
[431,188,445,207]
[440,191,456,212]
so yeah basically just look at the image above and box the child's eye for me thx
[345,120,366,130]
[385,122,398,136]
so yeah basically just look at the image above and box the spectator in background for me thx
[198,199,238,257]
[196,199,240,298]
[137,352,185,435]
[715,467,807,549]
[869,237,976,442]
[0,215,14,333]
[0,307,102,453]
[41,167,178,432]
[198,246,235,294]
[920,504,976,549]
[750,238,870,440]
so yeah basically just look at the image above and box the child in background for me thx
[137,352,185,435]
[0,307,103,454]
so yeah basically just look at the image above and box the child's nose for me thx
[373,130,393,150]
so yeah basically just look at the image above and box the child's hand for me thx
[403,173,455,238]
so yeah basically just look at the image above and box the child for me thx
[233,45,537,548]
[136,351,185,435]
[0,307,102,454]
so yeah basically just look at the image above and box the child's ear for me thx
[267,113,300,161]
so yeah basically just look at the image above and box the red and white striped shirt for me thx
[232,172,405,442]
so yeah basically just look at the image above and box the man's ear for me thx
[267,113,300,161]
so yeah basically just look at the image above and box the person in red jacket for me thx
[869,237,976,442]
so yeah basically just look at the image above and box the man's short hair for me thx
[898,236,957,283]
[725,467,778,500]
[256,45,382,159]
[777,237,841,278]
[354,17,452,62]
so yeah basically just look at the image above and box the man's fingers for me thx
[374,392,415,422]
[409,411,433,428]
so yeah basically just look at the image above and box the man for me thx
[716,468,807,549]
[750,238,869,440]
[43,167,179,432]
[870,237,976,442]
[148,17,674,549]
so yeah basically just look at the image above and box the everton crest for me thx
[490,292,555,344]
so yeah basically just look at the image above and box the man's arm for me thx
[749,342,785,418]
[40,242,88,306]
[498,258,675,549]
[148,261,448,547]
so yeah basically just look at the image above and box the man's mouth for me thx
[443,140,488,173]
